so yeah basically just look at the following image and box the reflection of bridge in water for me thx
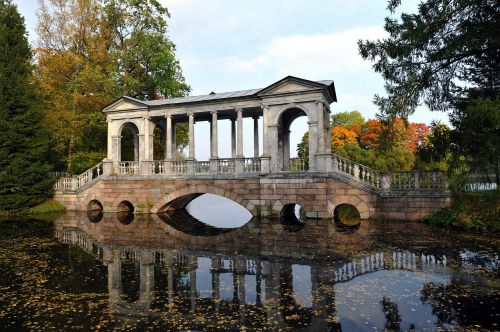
[54,212,452,330]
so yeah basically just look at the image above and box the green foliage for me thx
[104,0,190,99]
[417,122,453,165]
[334,143,414,172]
[28,200,66,216]
[0,1,54,211]
[330,110,365,129]
[36,0,190,170]
[425,190,500,233]
[67,151,106,175]
[359,0,500,118]
[451,97,500,183]
[297,132,309,159]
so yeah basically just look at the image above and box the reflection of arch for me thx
[117,211,134,225]
[87,209,103,223]
[119,122,139,162]
[158,210,233,236]
[276,106,310,171]
[154,185,254,215]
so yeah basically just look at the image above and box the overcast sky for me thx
[13,0,448,160]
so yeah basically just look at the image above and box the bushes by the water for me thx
[0,200,66,218]
[424,190,500,232]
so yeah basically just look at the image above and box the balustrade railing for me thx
[171,160,187,174]
[150,161,165,175]
[332,154,381,188]
[390,171,447,190]
[244,158,261,173]
[196,161,210,174]
[118,161,139,175]
[289,158,308,172]
[55,162,103,191]
[217,158,235,174]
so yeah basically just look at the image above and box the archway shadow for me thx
[157,209,234,236]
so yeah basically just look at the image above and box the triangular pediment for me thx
[258,76,326,96]
[102,96,148,113]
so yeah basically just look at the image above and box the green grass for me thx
[424,190,500,233]
[0,200,66,219]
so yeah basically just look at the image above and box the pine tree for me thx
[0,0,53,211]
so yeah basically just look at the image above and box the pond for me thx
[0,209,498,331]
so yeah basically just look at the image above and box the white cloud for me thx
[215,26,386,77]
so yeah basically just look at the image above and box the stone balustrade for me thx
[331,154,381,188]
[54,154,450,193]
[55,162,103,191]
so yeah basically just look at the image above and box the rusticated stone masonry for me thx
[53,175,451,221]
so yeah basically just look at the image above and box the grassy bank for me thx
[424,190,500,232]
[0,200,66,219]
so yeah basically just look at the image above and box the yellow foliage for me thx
[331,125,358,148]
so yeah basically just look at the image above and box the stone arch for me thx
[114,119,143,137]
[271,103,313,126]
[273,105,312,172]
[117,121,140,162]
[153,185,255,215]
[328,195,371,220]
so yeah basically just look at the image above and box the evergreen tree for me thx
[0,0,53,210]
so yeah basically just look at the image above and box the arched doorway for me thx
[120,122,139,162]
[277,108,309,171]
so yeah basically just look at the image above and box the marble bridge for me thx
[54,76,451,220]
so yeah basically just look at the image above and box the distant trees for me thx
[359,0,499,183]
[0,0,53,210]
[298,110,431,172]
[35,0,190,173]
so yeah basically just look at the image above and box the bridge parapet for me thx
[54,154,449,195]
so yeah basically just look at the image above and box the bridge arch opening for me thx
[278,107,309,171]
[333,203,361,227]
[120,122,139,162]
[87,199,104,223]
[158,193,252,229]
[281,203,307,230]
[117,200,135,225]
[87,199,103,211]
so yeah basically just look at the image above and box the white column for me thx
[253,116,259,158]
[112,135,121,162]
[317,101,325,154]
[211,111,218,158]
[231,118,236,158]
[165,115,173,159]
[188,113,195,159]
[325,107,331,153]
[172,122,177,160]
[143,116,153,160]
[236,108,243,157]
[262,106,269,156]
[107,119,112,160]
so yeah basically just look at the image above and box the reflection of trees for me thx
[421,282,500,329]
[381,297,401,331]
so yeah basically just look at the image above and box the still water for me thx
[0,202,498,331]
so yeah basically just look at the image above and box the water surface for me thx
[0,211,498,331]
